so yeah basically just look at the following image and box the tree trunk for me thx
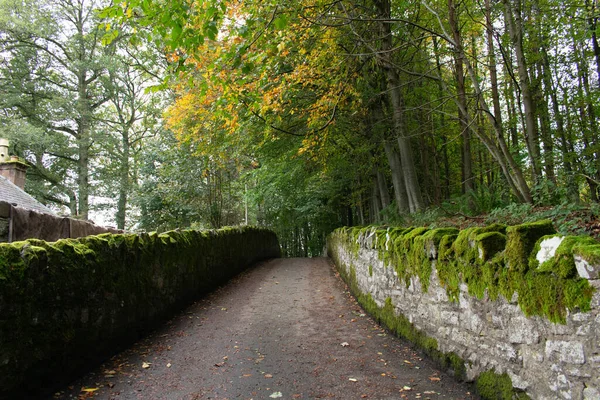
[503,0,542,183]
[371,178,382,223]
[376,169,391,211]
[433,37,451,199]
[448,0,474,200]
[116,128,130,230]
[383,140,409,214]
[375,0,424,213]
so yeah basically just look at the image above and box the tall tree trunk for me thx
[116,128,130,230]
[375,0,424,213]
[586,0,600,89]
[448,0,474,200]
[433,37,451,199]
[440,4,533,203]
[376,168,391,210]
[383,140,410,214]
[529,0,555,183]
[371,178,382,222]
[503,0,542,183]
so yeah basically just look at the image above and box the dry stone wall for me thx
[327,223,599,400]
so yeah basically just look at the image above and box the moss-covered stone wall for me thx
[0,226,280,398]
[327,222,599,400]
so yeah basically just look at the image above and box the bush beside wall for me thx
[0,226,280,398]
[327,222,600,400]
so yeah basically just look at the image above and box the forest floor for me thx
[401,203,600,240]
[52,258,477,400]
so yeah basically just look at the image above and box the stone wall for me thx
[0,226,280,398]
[327,223,599,400]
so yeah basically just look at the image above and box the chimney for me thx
[0,139,28,190]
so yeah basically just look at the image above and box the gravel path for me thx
[53,258,478,400]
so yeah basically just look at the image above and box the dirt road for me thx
[53,258,477,400]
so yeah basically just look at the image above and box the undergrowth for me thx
[385,201,600,239]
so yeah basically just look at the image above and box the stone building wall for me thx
[327,224,599,400]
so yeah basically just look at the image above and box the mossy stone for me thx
[506,220,555,273]
[533,236,597,278]
[476,369,530,400]
[476,232,507,262]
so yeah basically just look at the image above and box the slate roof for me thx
[0,175,55,215]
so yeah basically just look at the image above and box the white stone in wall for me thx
[537,236,565,265]
[545,341,585,365]
[508,370,530,390]
[574,255,594,280]
[583,388,600,400]
[441,310,459,325]
[507,314,540,344]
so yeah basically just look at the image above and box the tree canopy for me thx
[2,0,599,254]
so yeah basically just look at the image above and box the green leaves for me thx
[274,14,289,30]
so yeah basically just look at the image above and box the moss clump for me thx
[476,232,507,262]
[476,369,530,400]
[532,235,596,278]
[438,234,458,262]
[389,227,428,286]
[368,265,373,277]
[453,224,506,264]
[411,228,459,291]
[506,220,555,273]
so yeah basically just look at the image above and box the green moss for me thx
[438,234,458,262]
[410,228,459,291]
[533,236,596,278]
[475,369,530,400]
[506,220,555,273]
[572,243,600,267]
[452,224,506,265]
[368,265,373,277]
[476,232,507,262]
[0,226,280,397]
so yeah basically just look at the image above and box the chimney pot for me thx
[0,139,28,189]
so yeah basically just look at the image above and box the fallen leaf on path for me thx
[429,376,441,382]
[221,307,227,311]
[243,374,252,377]
[340,342,349,347]
[403,360,412,364]
[348,378,358,382]
[402,386,412,391]
[264,374,273,378]
[269,392,283,398]
[167,363,172,368]
[142,362,151,369]
[81,388,99,393]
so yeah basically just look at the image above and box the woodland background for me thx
[1,0,600,256]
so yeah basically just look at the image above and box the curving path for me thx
[53,258,478,400]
